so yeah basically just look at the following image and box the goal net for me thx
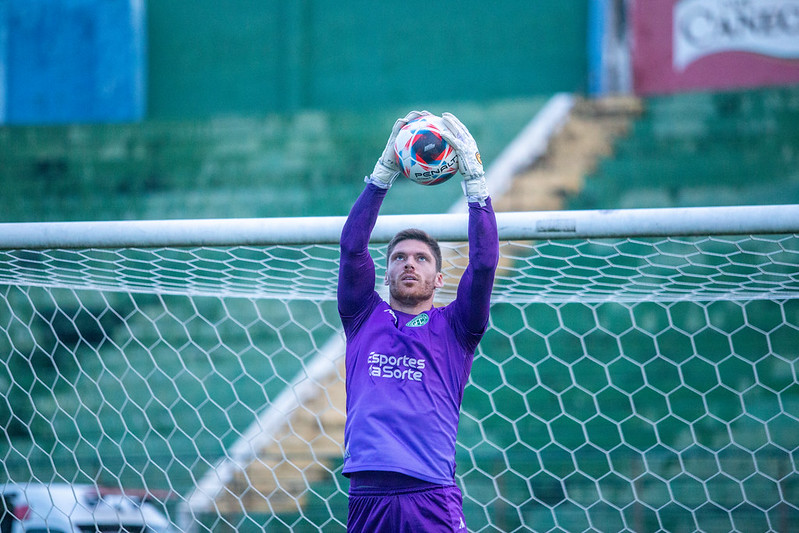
[1,205,798,532]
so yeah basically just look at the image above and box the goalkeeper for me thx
[338,111,499,532]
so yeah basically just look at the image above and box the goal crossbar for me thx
[1,204,798,250]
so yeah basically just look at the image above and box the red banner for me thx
[632,0,799,94]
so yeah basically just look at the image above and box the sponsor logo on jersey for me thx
[367,351,426,381]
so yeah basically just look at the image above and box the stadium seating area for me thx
[571,85,799,209]
[0,98,549,223]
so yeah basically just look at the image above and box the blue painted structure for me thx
[1,0,145,124]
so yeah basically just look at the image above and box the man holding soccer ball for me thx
[338,110,499,532]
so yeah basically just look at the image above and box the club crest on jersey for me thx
[406,312,429,327]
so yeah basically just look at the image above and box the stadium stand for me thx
[0,99,549,223]
[571,85,799,209]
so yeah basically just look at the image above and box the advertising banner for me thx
[632,0,799,94]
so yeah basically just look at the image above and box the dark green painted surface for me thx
[146,1,589,118]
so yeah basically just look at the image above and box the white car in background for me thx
[1,483,177,533]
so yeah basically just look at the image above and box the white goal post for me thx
[2,204,798,249]
[1,204,798,532]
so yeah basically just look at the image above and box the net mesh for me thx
[2,234,797,302]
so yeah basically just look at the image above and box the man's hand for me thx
[441,113,488,205]
[365,110,430,189]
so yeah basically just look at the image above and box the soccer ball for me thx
[394,115,459,186]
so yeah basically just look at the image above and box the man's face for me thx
[385,239,444,307]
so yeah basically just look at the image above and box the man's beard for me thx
[388,278,436,306]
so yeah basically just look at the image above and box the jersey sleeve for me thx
[448,196,499,343]
[338,184,387,326]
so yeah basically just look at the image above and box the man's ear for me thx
[384,272,389,286]
[434,272,444,289]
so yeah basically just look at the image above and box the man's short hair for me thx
[386,228,443,272]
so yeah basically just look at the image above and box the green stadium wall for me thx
[145,1,590,119]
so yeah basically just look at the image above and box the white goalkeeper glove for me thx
[440,112,488,205]
[365,110,431,189]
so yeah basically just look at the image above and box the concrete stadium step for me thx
[495,95,644,212]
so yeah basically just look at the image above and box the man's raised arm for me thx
[440,113,499,336]
[338,111,427,318]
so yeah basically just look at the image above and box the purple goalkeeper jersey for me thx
[338,184,499,484]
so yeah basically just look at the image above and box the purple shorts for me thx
[347,471,467,533]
